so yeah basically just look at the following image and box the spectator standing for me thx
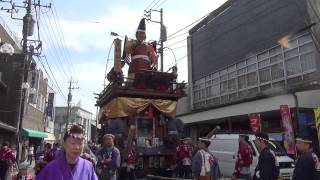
[0,141,16,180]
[12,162,33,180]
[253,133,279,180]
[27,145,34,165]
[293,137,320,180]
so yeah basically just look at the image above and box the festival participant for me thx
[36,125,98,180]
[232,134,253,180]
[0,141,16,180]
[176,137,193,178]
[97,134,121,180]
[12,162,33,180]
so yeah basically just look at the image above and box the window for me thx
[284,48,299,59]
[270,54,282,63]
[301,52,315,72]
[271,63,284,80]
[247,64,257,72]
[238,75,246,89]
[206,87,212,97]
[247,57,256,64]
[259,68,271,83]
[286,57,301,76]
[258,59,269,68]
[211,84,220,97]
[299,43,313,53]
[220,81,228,94]
[258,51,268,61]
[247,72,257,86]
[298,34,312,44]
[228,78,236,92]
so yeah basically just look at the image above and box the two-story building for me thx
[177,0,320,150]
[55,106,95,142]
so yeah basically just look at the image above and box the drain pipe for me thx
[292,92,299,159]
[292,92,299,135]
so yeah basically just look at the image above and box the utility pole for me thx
[0,0,51,162]
[160,8,164,72]
[65,77,78,131]
[145,8,167,72]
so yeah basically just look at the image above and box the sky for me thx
[0,0,227,114]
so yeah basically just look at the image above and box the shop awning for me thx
[44,133,56,141]
[22,128,48,138]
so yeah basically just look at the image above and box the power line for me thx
[145,0,158,10]
[150,0,162,9]
[165,38,186,47]
[154,0,167,9]
[38,18,69,83]
[37,55,67,101]
[40,12,72,79]
[166,11,212,39]
[166,32,189,41]
[51,5,76,74]
[44,11,75,76]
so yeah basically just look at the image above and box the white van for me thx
[205,134,294,179]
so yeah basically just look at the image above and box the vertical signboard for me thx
[248,113,261,133]
[314,107,320,147]
[280,105,295,155]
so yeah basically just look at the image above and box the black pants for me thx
[28,154,33,164]
[238,173,252,180]
[118,167,135,180]
[178,165,192,178]
[0,160,8,180]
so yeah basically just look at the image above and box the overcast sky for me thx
[0,0,227,114]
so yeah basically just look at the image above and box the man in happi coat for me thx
[192,138,221,180]
[97,134,121,180]
[0,141,16,180]
[232,134,253,180]
[36,125,98,180]
[176,137,193,178]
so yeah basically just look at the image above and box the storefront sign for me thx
[248,113,261,133]
[280,105,295,155]
[314,107,320,147]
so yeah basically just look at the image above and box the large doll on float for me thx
[123,18,158,80]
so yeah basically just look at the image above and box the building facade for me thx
[177,0,320,151]
[0,16,49,154]
[55,106,95,141]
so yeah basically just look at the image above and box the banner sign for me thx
[47,93,54,117]
[314,107,320,147]
[280,105,295,155]
[248,113,261,133]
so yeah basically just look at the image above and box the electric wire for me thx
[40,12,72,80]
[37,55,67,101]
[154,0,167,9]
[38,18,69,83]
[145,0,158,10]
[51,5,76,73]
[150,0,162,10]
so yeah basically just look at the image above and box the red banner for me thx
[280,105,295,154]
[248,113,261,133]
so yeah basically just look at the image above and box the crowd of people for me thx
[1,127,320,180]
